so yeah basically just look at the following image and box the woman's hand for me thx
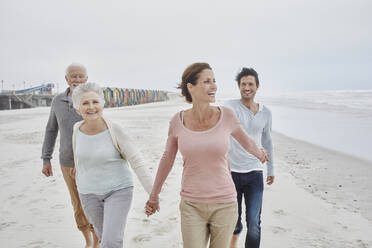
[145,200,160,217]
[260,148,269,163]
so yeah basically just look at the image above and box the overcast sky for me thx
[0,0,371,94]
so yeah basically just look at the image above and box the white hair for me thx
[65,63,87,76]
[72,82,105,110]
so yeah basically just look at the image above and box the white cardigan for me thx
[72,117,153,194]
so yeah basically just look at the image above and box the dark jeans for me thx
[231,171,263,248]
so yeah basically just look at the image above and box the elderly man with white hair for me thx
[41,63,99,248]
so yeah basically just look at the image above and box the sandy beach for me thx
[0,95,371,248]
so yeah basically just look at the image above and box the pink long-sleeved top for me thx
[149,106,263,203]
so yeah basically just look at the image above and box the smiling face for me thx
[239,75,259,101]
[188,69,217,103]
[65,66,88,93]
[77,91,104,122]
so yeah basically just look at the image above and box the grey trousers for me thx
[79,187,133,248]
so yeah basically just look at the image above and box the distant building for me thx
[0,83,55,110]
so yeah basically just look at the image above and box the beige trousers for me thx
[180,200,238,248]
[60,166,93,231]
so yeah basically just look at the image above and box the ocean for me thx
[219,90,372,162]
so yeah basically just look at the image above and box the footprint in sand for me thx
[273,209,287,216]
[26,240,45,248]
[1,210,10,216]
[335,221,348,230]
[6,131,43,145]
[1,181,13,187]
[129,216,154,224]
[139,217,161,225]
[51,204,65,209]
[132,234,152,243]
[29,208,42,215]
[48,217,63,224]
[28,198,47,204]
[153,226,170,236]
[8,193,25,200]
[355,239,370,248]
[47,179,58,187]
[0,221,17,231]
[271,226,291,234]
[20,224,34,231]
[141,218,150,223]
[5,159,32,170]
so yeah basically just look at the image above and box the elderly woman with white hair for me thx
[71,82,153,248]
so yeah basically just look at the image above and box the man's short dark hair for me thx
[235,68,259,87]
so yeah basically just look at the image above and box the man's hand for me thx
[42,163,53,177]
[259,148,269,163]
[145,200,160,217]
[266,176,275,185]
[69,167,76,180]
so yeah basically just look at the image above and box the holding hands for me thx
[259,148,275,185]
[260,148,269,163]
[145,199,160,216]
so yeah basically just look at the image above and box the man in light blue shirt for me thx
[225,68,274,248]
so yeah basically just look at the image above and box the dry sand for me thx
[0,95,371,248]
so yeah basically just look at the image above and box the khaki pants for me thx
[60,166,93,231]
[180,200,238,248]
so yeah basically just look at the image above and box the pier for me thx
[0,84,54,110]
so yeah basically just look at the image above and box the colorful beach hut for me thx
[103,87,113,107]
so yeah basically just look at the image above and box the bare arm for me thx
[148,123,178,202]
[146,122,178,216]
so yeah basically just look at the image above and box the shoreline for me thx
[272,131,372,223]
[273,130,372,164]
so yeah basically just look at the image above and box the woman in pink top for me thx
[146,63,268,248]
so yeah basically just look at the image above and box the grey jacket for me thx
[41,88,83,167]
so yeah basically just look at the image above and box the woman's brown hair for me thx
[177,62,212,103]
